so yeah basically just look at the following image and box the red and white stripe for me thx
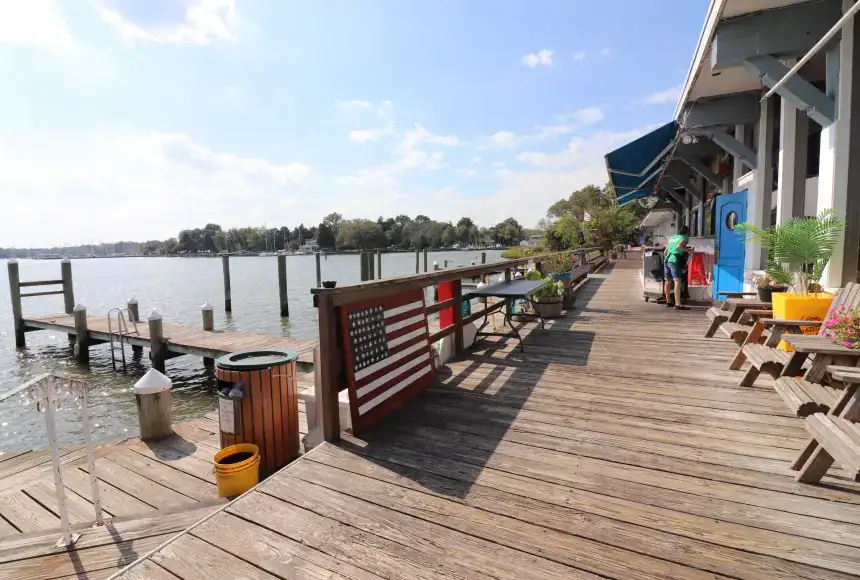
[352,299,432,415]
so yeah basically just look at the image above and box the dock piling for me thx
[221,255,232,313]
[127,298,143,354]
[369,251,375,280]
[73,304,89,363]
[134,369,173,441]
[360,252,369,281]
[202,302,214,367]
[481,251,486,264]
[7,260,24,347]
[148,310,166,373]
[415,249,420,274]
[60,259,74,314]
[315,252,322,288]
[277,252,289,317]
[376,249,382,278]
[423,248,428,272]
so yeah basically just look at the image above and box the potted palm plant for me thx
[530,277,565,318]
[738,209,844,346]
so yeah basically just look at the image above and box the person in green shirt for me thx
[663,226,692,310]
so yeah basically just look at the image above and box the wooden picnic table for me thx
[782,334,860,384]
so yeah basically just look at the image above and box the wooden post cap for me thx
[148,310,162,321]
[201,301,214,311]
[73,303,86,312]
[134,369,172,395]
[128,297,138,304]
[7,259,16,264]
[61,258,70,263]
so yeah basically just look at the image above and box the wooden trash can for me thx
[215,349,300,475]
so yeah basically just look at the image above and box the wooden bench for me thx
[773,376,839,417]
[738,344,794,386]
[718,308,773,344]
[797,415,860,483]
[705,296,770,338]
[586,251,606,272]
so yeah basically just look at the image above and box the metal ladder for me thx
[107,307,139,372]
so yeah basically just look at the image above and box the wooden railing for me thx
[309,248,602,441]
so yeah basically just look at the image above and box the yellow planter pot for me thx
[771,292,834,352]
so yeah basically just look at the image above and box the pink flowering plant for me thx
[824,308,860,350]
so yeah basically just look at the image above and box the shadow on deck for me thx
[113,254,860,580]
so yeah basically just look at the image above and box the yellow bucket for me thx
[213,443,260,498]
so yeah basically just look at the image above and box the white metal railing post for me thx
[31,376,72,545]
[71,377,103,524]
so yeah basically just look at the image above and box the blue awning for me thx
[605,121,677,204]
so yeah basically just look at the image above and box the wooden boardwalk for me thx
[0,403,310,579]
[22,313,317,368]
[97,254,860,580]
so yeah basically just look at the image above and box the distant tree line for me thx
[0,214,526,257]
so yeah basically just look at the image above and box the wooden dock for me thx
[0,402,310,579]
[22,313,317,369]
[102,254,860,580]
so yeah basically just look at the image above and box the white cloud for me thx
[0,0,73,49]
[638,84,683,106]
[487,131,518,149]
[517,126,657,169]
[349,124,395,143]
[572,50,586,61]
[94,0,236,45]
[600,47,611,57]
[456,168,476,176]
[520,49,553,68]
[492,161,506,168]
[0,131,312,245]
[400,123,462,149]
[470,156,482,163]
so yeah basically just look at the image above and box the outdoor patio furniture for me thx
[466,279,549,353]
[794,365,860,484]
[732,283,860,387]
[704,293,771,338]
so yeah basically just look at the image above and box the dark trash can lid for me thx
[216,348,298,371]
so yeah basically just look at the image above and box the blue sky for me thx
[0,0,708,247]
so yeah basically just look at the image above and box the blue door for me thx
[713,191,747,299]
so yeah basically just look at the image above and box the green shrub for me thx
[501,246,546,259]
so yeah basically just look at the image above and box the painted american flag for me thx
[340,289,435,434]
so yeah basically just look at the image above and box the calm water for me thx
[0,250,501,451]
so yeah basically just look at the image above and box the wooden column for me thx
[423,248,428,272]
[148,310,166,373]
[221,255,232,313]
[443,260,449,268]
[7,260,24,347]
[481,252,486,264]
[60,259,74,315]
[277,252,289,317]
[315,252,322,287]
[360,252,369,281]
[128,297,143,354]
[368,252,375,280]
[73,304,89,363]
[127,297,139,322]
[317,294,341,442]
[453,280,464,355]
[376,249,382,278]
[201,302,214,367]
[135,369,173,441]
[415,249,420,274]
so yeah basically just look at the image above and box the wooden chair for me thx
[704,292,770,338]
[731,282,860,388]
[794,365,860,483]
[718,308,773,345]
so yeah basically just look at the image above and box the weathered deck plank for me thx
[109,255,860,579]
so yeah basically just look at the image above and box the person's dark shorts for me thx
[664,261,681,281]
